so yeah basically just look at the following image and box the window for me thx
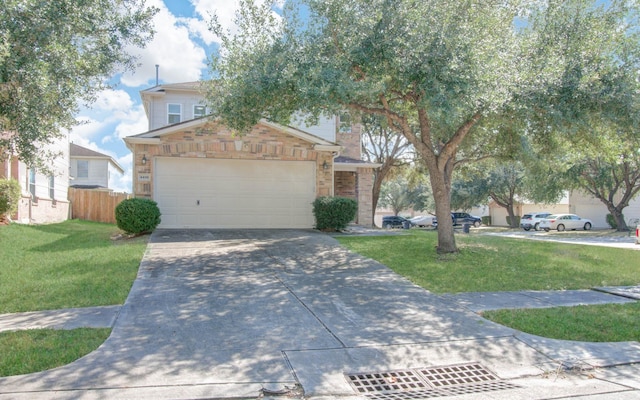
[28,168,36,199]
[338,112,352,133]
[77,160,89,178]
[193,105,207,118]
[168,103,182,124]
[49,176,55,199]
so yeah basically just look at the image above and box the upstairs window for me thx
[77,160,89,178]
[193,105,207,119]
[168,103,182,124]
[338,112,352,133]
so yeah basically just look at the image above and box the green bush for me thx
[312,196,358,231]
[115,198,161,234]
[506,215,521,227]
[481,216,491,226]
[0,179,21,218]
[606,213,624,229]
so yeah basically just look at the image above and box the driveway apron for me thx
[0,229,638,399]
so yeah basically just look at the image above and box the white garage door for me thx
[155,158,316,229]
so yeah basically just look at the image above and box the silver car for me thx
[539,214,593,232]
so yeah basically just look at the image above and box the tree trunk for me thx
[610,208,629,231]
[429,164,456,254]
[506,204,518,228]
[371,163,393,227]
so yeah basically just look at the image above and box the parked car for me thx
[539,214,593,232]
[433,212,482,228]
[409,215,434,227]
[382,215,411,229]
[520,212,552,231]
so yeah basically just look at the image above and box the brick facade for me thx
[131,121,334,199]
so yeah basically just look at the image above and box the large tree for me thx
[452,160,565,228]
[565,120,640,231]
[360,114,412,221]
[207,0,638,253]
[0,0,157,170]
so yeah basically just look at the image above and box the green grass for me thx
[0,220,147,377]
[0,328,111,377]
[0,220,148,313]
[336,230,639,293]
[337,230,640,342]
[483,303,640,342]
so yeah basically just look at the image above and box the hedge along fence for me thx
[68,188,131,224]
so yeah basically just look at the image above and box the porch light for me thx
[322,160,329,170]
[142,155,147,165]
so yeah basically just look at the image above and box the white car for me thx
[520,212,551,231]
[409,215,434,227]
[539,214,593,232]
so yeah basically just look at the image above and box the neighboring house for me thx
[488,191,640,228]
[69,143,124,190]
[0,133,70,224]
[123,82,379,229]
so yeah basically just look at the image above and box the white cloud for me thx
[120,0,207,87]
[71,117,110,141]
[71,89,148,142]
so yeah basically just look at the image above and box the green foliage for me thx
[208,0,640,253]
[606,213,623,230]
[0,178,21,217]
[0,0,157,170]
[379,176,432,215]
[481,216,492,226]
[312,196,357,231]
[115,198,161,234]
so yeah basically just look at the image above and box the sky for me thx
[69,0,279,192]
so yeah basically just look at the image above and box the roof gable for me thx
[70,143,124,173]
[124,117,341,152]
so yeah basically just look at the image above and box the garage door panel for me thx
[155,158,316,229]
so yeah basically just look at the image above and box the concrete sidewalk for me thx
[1,229,639,400]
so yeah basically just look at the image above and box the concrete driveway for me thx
[1,229,639,399]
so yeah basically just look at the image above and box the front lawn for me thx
[483,303,640,342]
[0,220,147,313]
[336,230,639,293]
[0,328,111,377]
[0,220,147,377]
[336,230,640,342]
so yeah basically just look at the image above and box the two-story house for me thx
[1,133,70,224]
[69,143,124,190]
[123,82,379,229]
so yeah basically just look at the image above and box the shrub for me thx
[481,216,491,226]
[312,196,358,231]
[115,198,161,234]
[0,179,21,219]
[606,213,623,229]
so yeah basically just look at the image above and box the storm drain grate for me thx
[416,363,498,387]
[345,369,429,393]
[346,363,520,400]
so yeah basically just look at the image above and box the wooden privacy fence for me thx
[68,188,132,224]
